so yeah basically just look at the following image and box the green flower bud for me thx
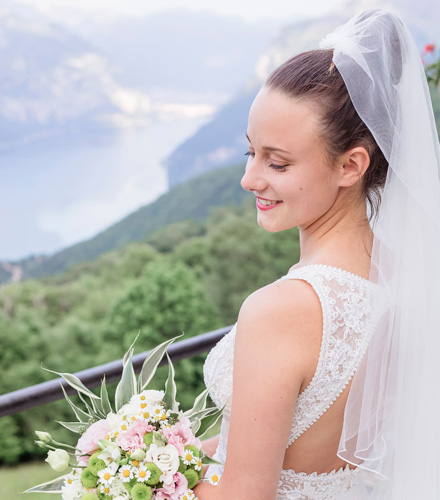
[144,462,162,485]
[124,477,137,493]
[35,440,47,449]
[81,468,98,488]
[81,494,99,500]
[184,468,199,489]
[143,432,154,447]
[184,445,200,458]
[131,483,152,500]
[178,458,187,473]
[152,431,167,447]
[131,448,146,461]
[88,451,106,475]
[35,431,52,442]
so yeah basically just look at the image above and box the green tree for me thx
[204,203,300,324]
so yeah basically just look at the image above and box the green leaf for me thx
[191,416,201,435]
[188,407,217,423]
[100,376,113,415]
[184,384,213,418]
[137,334,183,392]
[57,421,87,434]
[22,475,66,493]
[59,383,90,423]
[78,392,98,418]
[115,345,137,412]
[201,455,224,466]
[195,404,225,439]
[43,366,100,400]
[164,352,178,412]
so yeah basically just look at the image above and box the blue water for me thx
[0,117,207,260]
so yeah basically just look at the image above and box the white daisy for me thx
[99,484,112,496]
[61,469,87,500]
[98,463,118,487]
[134,464,152,483]
[194,457,203,471]
[182,449,196,466]
[209,473,221,486]
[118,464,134,482]
[181,490,197,500]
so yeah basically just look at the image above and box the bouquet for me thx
[25,334,224,500]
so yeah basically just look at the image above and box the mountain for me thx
[164,0,440,188]
[0,1,216,148]
[0,163,251,284]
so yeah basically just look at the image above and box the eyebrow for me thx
[246,134,290,154]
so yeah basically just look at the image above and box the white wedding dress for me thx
[203,264,388,499]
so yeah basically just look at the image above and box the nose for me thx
[240,159,267,193]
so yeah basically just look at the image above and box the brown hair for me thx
[265,49,388,222]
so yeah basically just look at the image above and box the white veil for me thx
[320,9,440,499]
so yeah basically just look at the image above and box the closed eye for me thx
[244,151,288,172]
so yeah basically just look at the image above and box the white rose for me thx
[46,449,70,472]
[106,412,123,432]
[145,443,180,475]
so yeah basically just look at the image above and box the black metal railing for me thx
[0,325,233,418]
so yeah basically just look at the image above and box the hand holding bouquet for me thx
[26,334,224,500]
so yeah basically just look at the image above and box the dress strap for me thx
[278,265,376,447]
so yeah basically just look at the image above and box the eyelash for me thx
[244,151,288,171]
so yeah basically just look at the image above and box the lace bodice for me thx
[203,264,387,499]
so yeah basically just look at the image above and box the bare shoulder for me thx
[235,278,323,374]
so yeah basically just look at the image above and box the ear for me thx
[337,146,370,188]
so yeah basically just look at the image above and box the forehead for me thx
[247,87,321,151]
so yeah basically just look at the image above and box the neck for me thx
[297,195,373,266]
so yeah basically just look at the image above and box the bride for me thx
[193,9,440,500]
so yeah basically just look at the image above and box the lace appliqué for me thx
[277,466,359,500]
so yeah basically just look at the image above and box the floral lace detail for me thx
[203,323,236,419]
[203,264,386,499]
[277,465,360,499]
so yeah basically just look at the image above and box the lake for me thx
[0,117,208,261]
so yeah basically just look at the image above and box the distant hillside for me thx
[0,164,250,283]
[164,89,258,188]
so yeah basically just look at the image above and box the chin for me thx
[257,217,294,233]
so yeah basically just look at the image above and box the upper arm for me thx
[212,278,323,500]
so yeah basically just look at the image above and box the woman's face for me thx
[241,86,343,233]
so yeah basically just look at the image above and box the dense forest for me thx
[0,186,300,465]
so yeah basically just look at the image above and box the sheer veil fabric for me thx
[319,9,440,499]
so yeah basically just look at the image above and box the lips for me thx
[256,197,282,211]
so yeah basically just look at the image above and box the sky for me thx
[17,0,347,24]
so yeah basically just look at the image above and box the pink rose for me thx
[155,472,188,500]
[76,419,108,463]
[116,419,155,453]
[162,417,202,450]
